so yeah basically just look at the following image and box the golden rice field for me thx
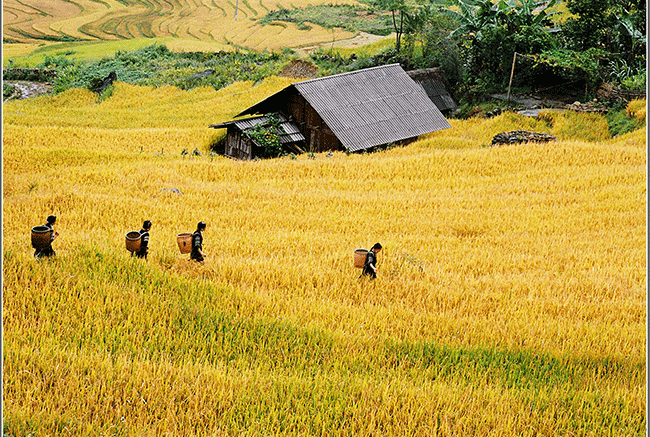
[2,79,647,436]
[2,0,357,53]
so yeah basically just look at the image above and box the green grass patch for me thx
[259,4,393,36]
[605,105,642,137]
[2,38,229,68]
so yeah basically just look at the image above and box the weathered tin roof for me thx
[210,112,305,145]
[406,68,457,112]
[237,64,451,152]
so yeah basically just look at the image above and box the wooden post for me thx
[506,52,517,104]
[235,0,238,20]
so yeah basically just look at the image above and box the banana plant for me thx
[439,0,501,41]
[498,0,559,29]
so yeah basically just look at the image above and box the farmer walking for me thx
[361,243,382,279]
[191,221,207,264]
[34,215,59,259]
[134,220,151,259]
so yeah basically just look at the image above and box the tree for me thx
[373,0,410,52]
[400,4,462,82]
[440,0,559,89]
[562,0,646,85]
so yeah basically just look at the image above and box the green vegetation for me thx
[13,43,379,97]
[605,104,642,137]
[439,0,645,101]
[3,83,18,100]
[36,45,289,94]
[259,4,393,35]
[3,0,645,114]
[246,114,285,158]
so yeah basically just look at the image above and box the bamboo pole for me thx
[506,52,517,104]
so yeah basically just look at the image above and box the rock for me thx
[564,100,607,113]
[3,81,53,101]
[190,69,216,79]
[596,82,646,103]
[160,188,183,195]
[89,71,117,94]
[491,130,556,146]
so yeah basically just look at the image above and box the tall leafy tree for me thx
[561,0,645,85]
[441,0,559,88]
[373,0,410,51]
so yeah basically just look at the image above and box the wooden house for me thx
[209,113,306,160]
[210,64,452,160]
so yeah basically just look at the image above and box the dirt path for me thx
[4,81,53,102]
[294,32,390,57]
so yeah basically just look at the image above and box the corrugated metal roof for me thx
[209,113,305,145]
[407,68,457,112]
[237,64,451,152]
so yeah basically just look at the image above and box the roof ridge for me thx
[294,63,404,86]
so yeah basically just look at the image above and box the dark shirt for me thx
[365,250,377,268]
[191,230,204,261]
[362,250,377,278]
[135,228,149,258]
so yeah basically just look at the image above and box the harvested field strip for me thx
[242,0,260,15]
[3,10,20,21]
[6,0,52,16]
[121,18,140,39]
[31,21,65,39]
[3,0,378,49]
[8,27,50,41]
[99,18,124,38]
[209,0,228,16]
[161,0,177,10]
[89,0,113,7]
[197,29,217,40]
[226,0,250,18]
[79,22,108,39]
[64,0,86,13]
[136,21,156,38]
[256,0,270,12]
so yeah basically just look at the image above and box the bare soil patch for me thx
[294,32,389,57]
[4,81,53,101]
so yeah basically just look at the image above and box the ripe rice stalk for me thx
[2,88,645,436]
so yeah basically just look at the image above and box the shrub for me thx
[246,114,284,158]
[3,83,18,100]
[625,99,646,124]
[605,108,641,137]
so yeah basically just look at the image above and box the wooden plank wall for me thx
[287,93,342,153]
[225,127,252,160]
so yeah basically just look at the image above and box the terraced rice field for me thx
[3,0,358,51]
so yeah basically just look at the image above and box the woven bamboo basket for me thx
[177,233,192,254]
[31,226,52,250]
[354,248,368,268]
[125,231,142,253]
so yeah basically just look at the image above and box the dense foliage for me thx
[39,45,288,95]
[246,114,285,158]
[437,0,645,98]
[3,83,17,100]
[256,0,645,101]
[259,4,394,35]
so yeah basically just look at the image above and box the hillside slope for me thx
[2,0,357,51]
